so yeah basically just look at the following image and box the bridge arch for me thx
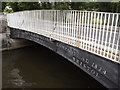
[10,28,119,89]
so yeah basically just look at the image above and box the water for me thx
[2,44,107,88]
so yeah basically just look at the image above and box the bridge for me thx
[7,10,120,89]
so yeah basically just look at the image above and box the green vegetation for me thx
[4,6,13,13]
[2,2,120,13]
[92,18,102,24]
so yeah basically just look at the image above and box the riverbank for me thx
[0,13,32,51]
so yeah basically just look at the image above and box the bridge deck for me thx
[7,10,120,63]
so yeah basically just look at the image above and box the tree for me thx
[69,2,120,12]
[40,2,52,9]
[6,2,19,12]
[17,2,41,11]
[53,2,70,10]
[2,2,7,12]
[6,2,41,12]
[2,2,120,13]
[69,2,85,10]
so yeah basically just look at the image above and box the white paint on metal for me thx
[7,10,120,63]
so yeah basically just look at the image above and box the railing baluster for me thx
[50,11,52,38]
[94,13,100,53]
[68,11,71,44]
[74,11,77,46]
[92,12,96,52]
[56,10,58,38]
[76,11,80,47]
[104,13,110,57]
[70,11,72,44]
[84,11,87,49]
[111,14,119,60]
[62,11,65,41]
[100,13,107,56]
[65,11,68,43]
[97,13,103,55]
[115,29,120,61]
[59,10,61,40]
[71,11,74,45]
[86,12,90,50]
[58,11,60,41]
[89,12,93,51]
[79,11,82,48]
[81,11,85,48]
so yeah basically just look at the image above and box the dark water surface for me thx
[2,44,107,88]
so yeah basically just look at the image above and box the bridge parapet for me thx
[7,10,120,63]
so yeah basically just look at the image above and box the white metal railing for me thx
[7,10,120,63]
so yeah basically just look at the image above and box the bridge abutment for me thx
[0,13,33,51]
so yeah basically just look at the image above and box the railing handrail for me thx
[8,10,120,15]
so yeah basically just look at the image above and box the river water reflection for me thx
[2,44,107,88]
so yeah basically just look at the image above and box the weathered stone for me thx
[0,13,7,33]
[0,13,32,51]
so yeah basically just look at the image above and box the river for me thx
[2,44,107,88]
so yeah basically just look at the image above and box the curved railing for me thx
[7,10,120,63]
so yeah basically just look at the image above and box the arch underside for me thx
[10,28,120,89]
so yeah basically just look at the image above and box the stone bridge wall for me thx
[0,13,32,51]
